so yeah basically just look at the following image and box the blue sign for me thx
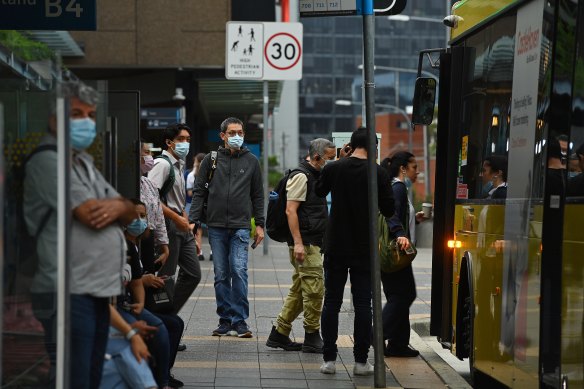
[0,0,96,30]
[140,108,181,130]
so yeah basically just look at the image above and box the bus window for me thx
[457,15,515,200]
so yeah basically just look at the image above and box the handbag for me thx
[144,276,175,313]
[378,204,417,274]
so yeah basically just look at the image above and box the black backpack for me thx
[266,166,309,243]
[155,154,175,203]
[10,145,57,278]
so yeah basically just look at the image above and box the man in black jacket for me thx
[189,117,264,338]
[315,127,395,376]
[266,138,336,353]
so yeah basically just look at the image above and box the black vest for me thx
[288,161,328,247]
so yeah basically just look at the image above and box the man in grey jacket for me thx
[189,117,264,338]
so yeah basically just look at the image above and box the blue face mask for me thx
[404,177,413,190]
[173,141,190,159]
[227,135,244,149]
[127,218,148,237]
[70,118,96,150]
[568,171,581,179]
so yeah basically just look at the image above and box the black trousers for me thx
[381,264,416,348]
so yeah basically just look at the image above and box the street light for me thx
[387,13,449,48]
[335,99,413,152]
[357,64,438,81]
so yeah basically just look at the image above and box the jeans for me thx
[276,245,324,335]
[208,227,250,324]
[118,308,170,386]
[70,294,111,389]
[381,264,416,348]
[100,330,157,389]
[321,257,372,364]
[160,218,202,313]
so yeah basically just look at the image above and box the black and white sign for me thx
[226,22,264,80]
[226,22,303,81]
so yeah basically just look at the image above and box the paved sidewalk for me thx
[172,241,457,388]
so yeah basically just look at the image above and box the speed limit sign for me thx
[263,23,303,80]
[225,22,302,81]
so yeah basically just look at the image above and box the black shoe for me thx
[302,330,324,353]
[177,343,186,351]
[209,253,213,261]
[384,345,420,358]
[169,374,184,387]
[198,254,205,261]
[266,326,302,351]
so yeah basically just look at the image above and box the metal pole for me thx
[363,1,385,387]
[263,80,270,255]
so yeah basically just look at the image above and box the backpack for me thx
[12,145,57,277]
[266,166,309,243]
[155,154,176,203]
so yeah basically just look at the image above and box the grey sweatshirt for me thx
[189,146,265,229]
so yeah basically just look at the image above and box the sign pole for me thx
[263,80,270,256]
[363,0,386,387]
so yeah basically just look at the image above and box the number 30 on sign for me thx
[263,23,303,80]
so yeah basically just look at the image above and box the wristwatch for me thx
[125,328,139,340]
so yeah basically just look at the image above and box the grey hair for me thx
[309,138,335,159]
[220,117,244,133]
[50,81,99,115]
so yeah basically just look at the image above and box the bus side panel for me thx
[561,204,584,387]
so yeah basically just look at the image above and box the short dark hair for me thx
[220,117,244,133]
[350,127,377,151]
[161,123,191,150]
[382,151,415,180]
[484,155,508,181]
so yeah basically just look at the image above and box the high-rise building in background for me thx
[298,1,447,157]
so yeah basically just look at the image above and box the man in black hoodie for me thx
[315,127,395,376]
[189,117,264,338]
[266,138,336,354]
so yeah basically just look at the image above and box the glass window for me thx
[458,14,516,200]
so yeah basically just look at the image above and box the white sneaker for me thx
[353,361,375,376]
[320,361,336,374]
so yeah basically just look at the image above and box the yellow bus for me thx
[413,0,584,387]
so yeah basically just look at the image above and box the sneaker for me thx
[385,345,420,358]
[266,326,302,351]
[231,321,252,338]
[177,343,186,351]
[198,254,205,261]
[212,320,231,336]
[168,374,184,388]
[353,361,375,376]
[209,253,213,261]
[320,361,336,374]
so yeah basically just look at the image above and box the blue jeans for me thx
[118,308,170,387]
[208,227,250,324]
[321,258,372,364]
[70,294,111,389]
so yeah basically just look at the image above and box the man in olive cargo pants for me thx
[266,138,336,353]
